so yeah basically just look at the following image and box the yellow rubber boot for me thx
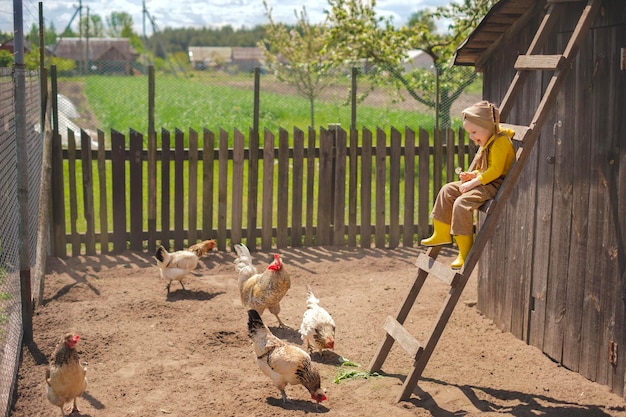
[451,234,474,269]
[420,219,452,246]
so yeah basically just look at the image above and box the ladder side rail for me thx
[560,0,602,62]
[500,3,566,120]
[368,246,442,372]
[396,271,474,402]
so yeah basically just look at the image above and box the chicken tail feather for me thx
[234,244,257,279]
[247,309,265,335]
[306,285,319,308]
[155,245,168,263]
[234,243,251,259]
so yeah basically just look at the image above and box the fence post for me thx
[14,4,33,342]
[147,66,156,252]
[50,66,66,257]
[351,67,357,129]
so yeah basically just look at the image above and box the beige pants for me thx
[431,178,502,236]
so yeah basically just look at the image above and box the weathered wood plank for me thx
[515,54,564,70]
[317,128,333,246]
[561,42,592,370]
[129,130,143,251]
[80,130,95,255]
[527,121,556,352]
[231,129,244,246]
[383,316,422,359]
[49,68,65,256]
[291,129,304,247]
[360,128,373,248]
[261,130,274,250]
[333,128,346,246]
[202,129,215,241]
[246,129,259,247]
[66,130,79,256]
[348,127,358,246]
[375,128,386,248]
[445,128,455,183]
[277,129,289,248]
[433,128,443,197]
[403,128,415,247]
[304,127,316,246]
[147,123,157,253]
[389,128,401,249]
[217,129,229,251]
[415,253,460,286]
[187,129,199,244]
[418,128,430,242]
[160,129,171,246]
[96,130,108,254]
[110,130,126,253]
[174,129,185,249]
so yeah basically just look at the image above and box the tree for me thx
[259,0,335,129]
[80,14,105,37]
[107,12,135,38]
[27,22,58,47]
[326,0,496,128]
[0,50,12,68]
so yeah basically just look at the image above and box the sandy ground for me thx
[10,245,626,417]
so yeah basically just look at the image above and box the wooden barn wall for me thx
[477,0,626,397]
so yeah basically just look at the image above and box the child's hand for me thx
[459,171,476,182]
[460,178,480,193]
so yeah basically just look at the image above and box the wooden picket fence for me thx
[48,125,475,257]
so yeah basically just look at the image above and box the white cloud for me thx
[0,0,451,37]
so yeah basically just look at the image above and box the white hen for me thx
[299,285,336,355]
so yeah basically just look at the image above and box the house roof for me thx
[0,38,32,54]
[453,0,542,70]
[232,47,264,61]
[52,38,138,61]
[188,47,232,63]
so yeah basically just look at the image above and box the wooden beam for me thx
[383,316,423,359]
[415,253,460,286]
[515,54,564,70]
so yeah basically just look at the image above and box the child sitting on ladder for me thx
[421,100,515,269]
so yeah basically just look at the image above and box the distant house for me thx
[0,38,32,54]
[403,49,434,72]
[231,47,265,72]
[188,47,232,70]
[51,38,138,75]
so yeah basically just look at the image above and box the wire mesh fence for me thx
[0,66,42,417]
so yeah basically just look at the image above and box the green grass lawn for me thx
[81,73,461,139]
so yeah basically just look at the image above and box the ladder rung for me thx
[500,123,531,143]
[515,54,564,70]
[415,253,461,286]
[383,316,423,358]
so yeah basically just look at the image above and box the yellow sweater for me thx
[475,128,516,185]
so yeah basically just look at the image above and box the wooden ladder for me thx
[368,0,603,402]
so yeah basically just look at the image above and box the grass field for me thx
[81,72,464,138]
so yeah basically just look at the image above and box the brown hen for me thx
[45,333,87,416]
[234,243,291,327]
[247,309,327,404]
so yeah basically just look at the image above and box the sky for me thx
[1,0,451,37]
